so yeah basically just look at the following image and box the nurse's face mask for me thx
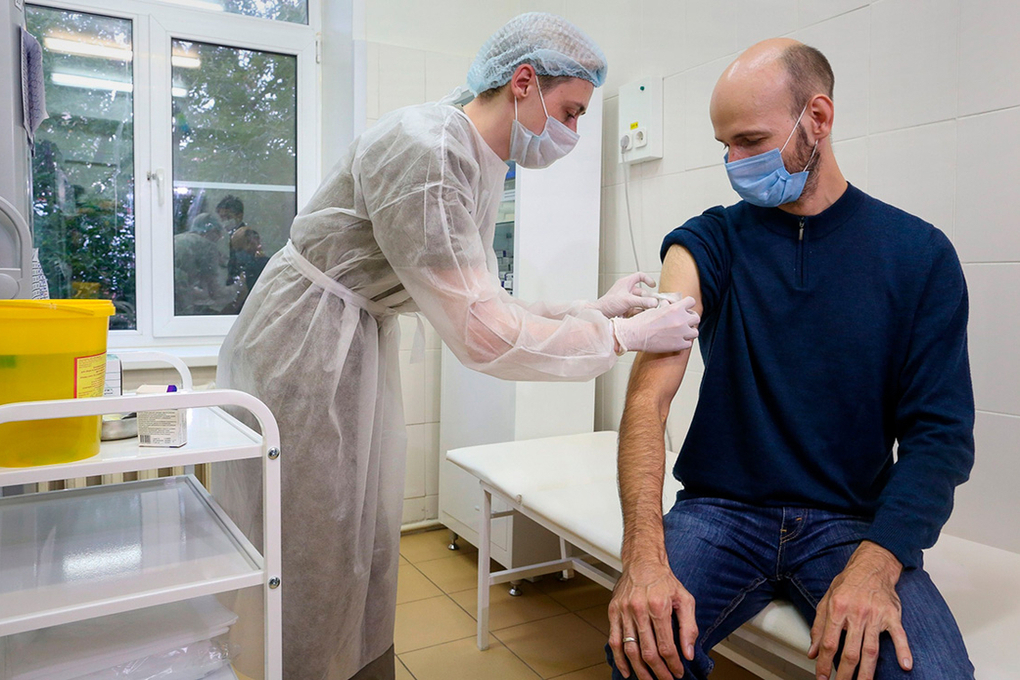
[723,102,818,207]
[509,80,580,169]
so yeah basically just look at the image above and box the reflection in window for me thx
[171,40,297,316]
[158,0,307,25]
[27,6,136,330]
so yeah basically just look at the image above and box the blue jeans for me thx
[606,497,973,679]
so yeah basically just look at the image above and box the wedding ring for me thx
[623,636,638,644]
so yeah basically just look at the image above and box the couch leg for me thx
[477,489,491,650]
[559,537,575,581]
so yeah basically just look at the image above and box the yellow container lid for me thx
[0,299,115,319]
[0,300,115,356]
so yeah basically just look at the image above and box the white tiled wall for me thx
[396,314,444,526]
[366,1,1020,548]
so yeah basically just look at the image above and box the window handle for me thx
[147,169,165,207]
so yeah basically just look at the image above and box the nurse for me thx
[216,12,700,680]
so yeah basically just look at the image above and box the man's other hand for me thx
[808,540,913,680]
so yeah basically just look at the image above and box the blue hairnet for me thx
[189,212,222,235]
[467,12,608,95]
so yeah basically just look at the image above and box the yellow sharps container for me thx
[0,300,115,467]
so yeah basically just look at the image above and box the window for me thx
[158,0,307,25]
[27,7,136,329]
[27,0,319,345]
[171,40,297,317]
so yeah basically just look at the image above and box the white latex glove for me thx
[611,296,700,354]
[639,289,685,309]
[592,272,659,318]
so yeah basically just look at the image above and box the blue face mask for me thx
[723,104,818,207]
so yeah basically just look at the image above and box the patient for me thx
[606,39,975,680]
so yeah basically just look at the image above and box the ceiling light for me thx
[171,54,202,69]
[51,72,133,93]
[44,36,133,62]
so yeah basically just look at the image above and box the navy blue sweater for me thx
[660,184,974,569]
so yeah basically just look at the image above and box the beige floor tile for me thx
[450,583,570,630]
[414,550,496,594]
[395,658,415,680]
[397,564,444,604]
[400,554,410,566]
[394,595,477,654]
[575,603,610,637]
[549,664,610,680]
[494,613,608,679]
[401,636,542,680]
[401,528,472,564]
[535,574,613,612]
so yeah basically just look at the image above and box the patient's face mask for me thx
[723,103,818,207]
[509,81,580,169]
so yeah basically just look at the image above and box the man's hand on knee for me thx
[808,541,914,680]
[608,559,697,680]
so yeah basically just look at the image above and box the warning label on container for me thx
[75,352,107,398]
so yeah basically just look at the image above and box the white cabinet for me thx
[439,91,604,569]
[0,377,282,679]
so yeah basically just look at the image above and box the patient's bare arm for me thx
[607,245,704,680]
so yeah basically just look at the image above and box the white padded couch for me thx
[447,431,1020,680]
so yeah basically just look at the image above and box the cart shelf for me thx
[0,406,261,487]
[0,475,263,637]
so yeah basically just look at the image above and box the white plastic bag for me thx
[72,636,238,680]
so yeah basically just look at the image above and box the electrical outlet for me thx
[634,127,648,148]
[617,77,663,165]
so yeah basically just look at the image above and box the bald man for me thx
[606,40,974,680]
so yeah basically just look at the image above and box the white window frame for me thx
[29,0,323,351]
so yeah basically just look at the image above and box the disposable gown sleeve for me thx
[499,289,594,320]
[361,117,616,382]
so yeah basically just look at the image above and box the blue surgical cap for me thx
[466,12,608,95]
[189,213,221,235]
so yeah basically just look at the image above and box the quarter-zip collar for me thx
[747,182,865,241]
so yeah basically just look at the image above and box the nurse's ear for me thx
[508,63,538,101]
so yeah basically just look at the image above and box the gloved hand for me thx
[592,272,659,318]
[638,289,685,309]
[611,296,699,354]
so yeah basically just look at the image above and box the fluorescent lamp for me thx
[171,54,202,69]
[53,72,187,97]
[160,0,225,11]
[52,72,133,93]
[44,36,133,62]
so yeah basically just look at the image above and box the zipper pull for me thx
[798,218,805,241]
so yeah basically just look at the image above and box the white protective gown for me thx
[215,96,618,680]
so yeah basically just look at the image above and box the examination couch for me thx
[447,431,1020,680]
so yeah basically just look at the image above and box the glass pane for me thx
[26,6,136,330]
[171,40,297,317]
[157,0,307,25]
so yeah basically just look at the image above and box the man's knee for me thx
[887,568,973,678]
